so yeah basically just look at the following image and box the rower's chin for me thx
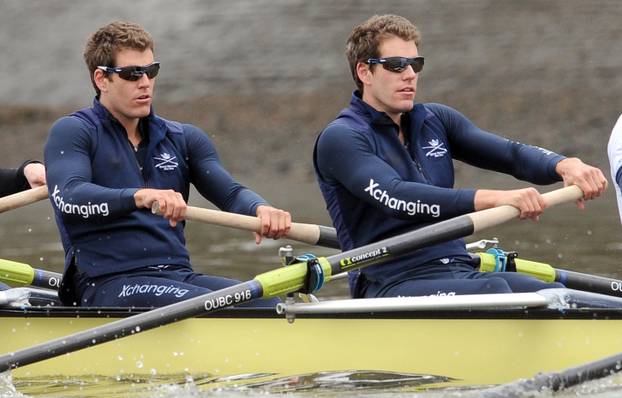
[132,103,151,118]
[393,99,415,113]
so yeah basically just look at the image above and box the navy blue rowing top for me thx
[45,98,267,279]
[313,91,564,295]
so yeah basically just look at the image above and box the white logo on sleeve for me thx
[51,185,110,218]
[154,153,179,171]
[364,179,440,217]
[534,146,553,156]
[422,139,447,158]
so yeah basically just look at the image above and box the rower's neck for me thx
[127,130,142,149]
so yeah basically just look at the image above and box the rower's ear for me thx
[94,69,110,94]
[356,61,373,86]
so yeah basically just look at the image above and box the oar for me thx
[476,252,622,298]
[0,185,47,214]
[154,205,340,249]
[0,185,582,372]
[485,350,622,395]
[0,259,62,290]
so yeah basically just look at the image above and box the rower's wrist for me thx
[473,189,497,211]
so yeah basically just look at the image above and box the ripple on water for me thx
[6,370,622,398]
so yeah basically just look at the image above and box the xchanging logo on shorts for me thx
[364,179,440,217]
[51,185,110,218]
[118,283,189,299]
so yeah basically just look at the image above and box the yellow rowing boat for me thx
[2,290,622,391]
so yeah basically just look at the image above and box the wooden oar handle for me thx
[185,206,328,246]
[542,184,583,207]
[0,185,48,214]
[153,205,339,248]
[469,185,584,232]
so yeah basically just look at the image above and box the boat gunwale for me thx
[1,306,622,320]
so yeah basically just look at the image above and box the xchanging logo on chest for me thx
[364,179,440,217]
[154,152,178,171]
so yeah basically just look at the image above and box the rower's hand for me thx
[475,188,546,221]
[135,188,187,227]
[23,162,46,188]
[254,205,291,244]
[555,157,608,209]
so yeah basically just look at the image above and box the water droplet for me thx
[117,355,124,361]
[136,360,144,369]
[587,230,592,236]
[27,228,32,233]
[39,257,44,262]
[150,368,157,376]
[135,326,141,332]
[60,150,64,155]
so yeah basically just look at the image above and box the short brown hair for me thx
[83,21,154,95]
[346,15,421,92]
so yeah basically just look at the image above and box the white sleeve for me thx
[607,114,622,224]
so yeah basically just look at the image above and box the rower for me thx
[313,14,608,299]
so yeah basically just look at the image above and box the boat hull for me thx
[2,306,622,389]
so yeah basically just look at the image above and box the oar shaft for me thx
[492,350,622,394]
[328,185,583,278]
[0,259,62,290]
[0,185,48,214]
[554,269,622,297]
[183,206,340,249]
[0,280,263,371]
[477,253,622,298]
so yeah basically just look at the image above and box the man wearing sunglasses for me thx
[44,21,290,308]
[314,14,607,299]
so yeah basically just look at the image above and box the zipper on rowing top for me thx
[127,139,147,187]
[410,148,431,183]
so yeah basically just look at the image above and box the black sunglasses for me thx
[97,62,160,81]
[365,57,424,73]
